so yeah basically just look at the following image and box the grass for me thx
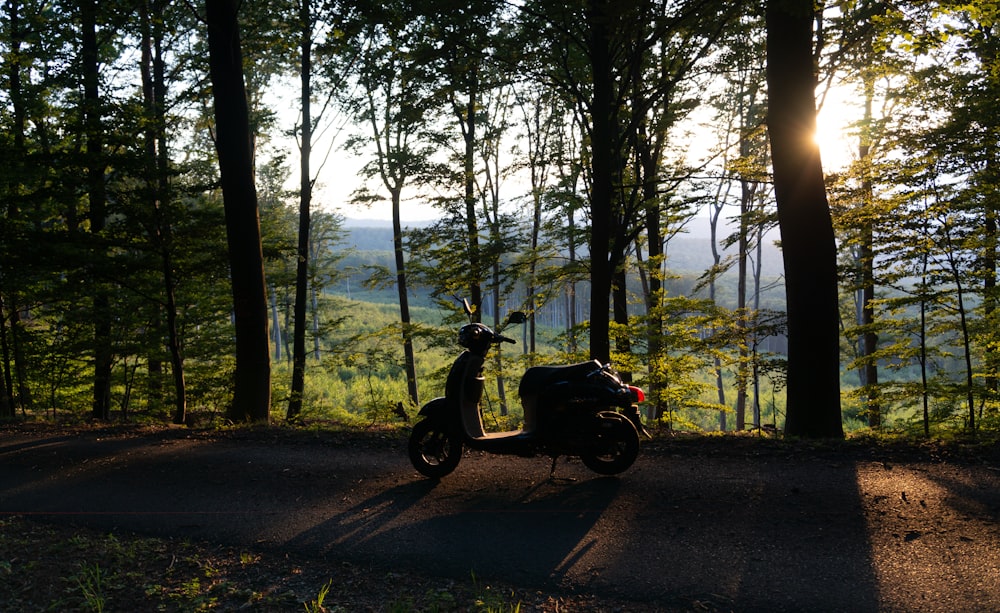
[0,516,623,612]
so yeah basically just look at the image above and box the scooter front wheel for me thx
[581,412,640,475]
[408,419,463,479]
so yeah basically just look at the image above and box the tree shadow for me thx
[283,473,622,586]
[588,455,882,611]
[858,459,1000,611]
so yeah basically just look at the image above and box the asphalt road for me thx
[2,428,999,612]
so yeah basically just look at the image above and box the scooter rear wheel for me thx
[408,419,463,479]
[581,412,640,475]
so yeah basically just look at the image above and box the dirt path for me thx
[2,427,999,612]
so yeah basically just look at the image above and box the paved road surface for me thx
[1,428,999,612]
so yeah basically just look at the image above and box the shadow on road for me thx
[588,455,883,611]
[284,473,622,587]
[6,430,997,610]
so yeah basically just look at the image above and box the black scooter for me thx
[408,303,647,479]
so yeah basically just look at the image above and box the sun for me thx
[814,89,860,171]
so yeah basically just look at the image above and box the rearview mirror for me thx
[506,311,527,325]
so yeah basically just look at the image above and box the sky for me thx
[273,78,860,225]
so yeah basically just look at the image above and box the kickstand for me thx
[548,456,576,483]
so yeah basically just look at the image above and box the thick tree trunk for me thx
[206,0,271,423]
[587,0,613,363]
[766,0,843,438]
[82,0,113,421]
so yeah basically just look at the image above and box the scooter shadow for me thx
[283,478,441,554]
[285,472,622,587]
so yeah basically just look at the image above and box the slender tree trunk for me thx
[459,77,483,318]
[566,207,579,354]
[752,221,765,428]
[641,144,665,421]
[0,295,10,417]
[528,232,538,354]
[982,143,999,398]
[142,8,165,414]
[612,269,630,377]
[852,44,880,428]
[528,187,541,357]
[492,263,508,415]
[311,272,321,360]
[919,254,930,437]
[206,0,271,423]
[707,194,727,430]
[556,121,583,357]
[766,0,843,438]
[270,288,282,361]
[736,183,750,431]
[2,0,26,415]
[140,0,186,425]
[520,92,549,359]
[735,126,757,430]
[941,223,977,432]
[360,51,419,408]
[392,188,419,406]
[288,0,313,420]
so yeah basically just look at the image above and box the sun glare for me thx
[814,110,856,171]
[813,88,861,172]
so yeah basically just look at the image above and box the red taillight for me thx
[627,385,645,403]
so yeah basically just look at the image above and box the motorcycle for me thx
[408,302,648,479]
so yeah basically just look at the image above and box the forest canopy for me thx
[0,0,997,438]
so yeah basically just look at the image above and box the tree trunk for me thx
[288,0,312,420]
[2,0,27,415]
[206,0,271,423]
[460,76,483,318]
[708,194,727,430]
[82,0,113,421]
[858,68,880,428]
[765,0,843,438]
[587,0,613,363]
[736,121,758,430]
[392,187,419,407]
[752,221,765,428]
[140,0,187,425]
[736,182,751,431]
[0,296,10,417]
[566,207,579,355]
[640,130,665,421]
[612,269,630,379]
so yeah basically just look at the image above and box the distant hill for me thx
[340,219,784,277]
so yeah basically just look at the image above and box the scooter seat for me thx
[518,360,602,397]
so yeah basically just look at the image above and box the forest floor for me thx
[1,423,999,612]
